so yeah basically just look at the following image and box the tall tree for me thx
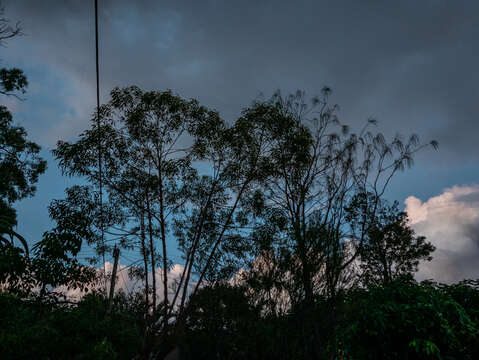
[242,89,437,308]
[54,86,226,329]
[53,86,296,353]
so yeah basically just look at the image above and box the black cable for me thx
[94,0,106,289]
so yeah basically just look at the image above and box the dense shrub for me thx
[180,279,479,360]
[0,291,143,359]
[338,279,479,359]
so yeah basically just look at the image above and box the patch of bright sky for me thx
[384,160,479,211]
[10,65,81,240]
[8,64,99,262]
[6,63,91,145]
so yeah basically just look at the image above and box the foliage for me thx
[1,184,98,298]
[0,68,27,98]
[442,279,479,324]
[355,198,436,285]
[339,278,479,359]
[2,279,479,359]
[181,283,262,360]
[176,279,479,360]
[0,291,144,360]
[0,105,46,237]
[0,8,93,299]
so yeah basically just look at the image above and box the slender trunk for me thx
[290,193,313,304]
[140,210,150,307]
[191,131,265,298]
[301,187,315,303]
[152,130,170,330]
[178,230,200,312]
[157,163,169,330]
[191,179,250,298]
[146,192,157,310]
[171,180,218,314]
[107,246,120,314]
[170,246,191,311]
[179,181,218,312]
[296,221,313,304]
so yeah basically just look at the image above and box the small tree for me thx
[355,198,435,285]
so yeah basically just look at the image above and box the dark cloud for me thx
[3,0,479,159]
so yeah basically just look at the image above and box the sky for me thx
[2,0,479,283]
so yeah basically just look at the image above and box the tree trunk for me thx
[146,192,157,311]
[140,210,150,307]
[157,166,169,330]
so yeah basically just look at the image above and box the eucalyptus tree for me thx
[173,98,299,312]
[54,86,304,345]
[242,88,437,309]
[55,86,219,323]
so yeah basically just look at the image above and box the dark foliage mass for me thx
[180,280,479,360]
[0,291,144,359]
[2,280,479,359]
[2,7,477,360]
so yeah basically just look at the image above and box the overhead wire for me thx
[94,0,106,292]
[93,1,152,298]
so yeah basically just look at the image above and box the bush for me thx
[339,278,479,359]
[0,291,143,359]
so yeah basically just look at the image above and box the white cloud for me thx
[59,262,193,304]
[406,185,479,283]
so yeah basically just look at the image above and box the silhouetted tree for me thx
[0,9,47,294]
[353,198,435,285]
[0,7,94,300]
[0,6,26,99]
[54,86,239,333]
[242,89,437,307]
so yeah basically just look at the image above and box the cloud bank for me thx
[406,185,479,283]
[4,0,479,161]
